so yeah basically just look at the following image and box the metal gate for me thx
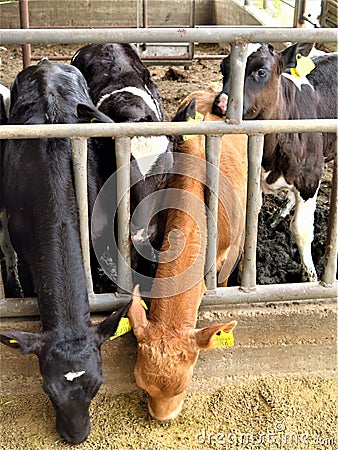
[0,27,337,317]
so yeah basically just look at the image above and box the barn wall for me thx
[0,0,260,29]
[0,0,214,28]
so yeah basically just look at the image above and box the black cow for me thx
[0,84,24,297]
[0,60,130,444]
[213,43,337,281]
[71,44,173,288]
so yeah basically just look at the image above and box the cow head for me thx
[212,42,314,119]
[0,306,129,444]
[128,286,237,421]
[77,103,173,247]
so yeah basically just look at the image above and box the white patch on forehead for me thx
[64,370,86,382]
[96,86,162,120]
[247,43,262,58]
[131,135,169,176]
[282,73,314,91]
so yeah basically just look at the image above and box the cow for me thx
[71,43,173,287]
[128,84,247,421]
[213,42,337,281]
[0,84,24,297]
[0,59,130,444]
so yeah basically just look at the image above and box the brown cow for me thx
[128,84,247,421]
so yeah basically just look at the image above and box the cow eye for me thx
[257,68,267,78]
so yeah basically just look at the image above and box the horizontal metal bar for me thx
[0,120,336,140]
[1,281,336,317]
[0,27,336,45]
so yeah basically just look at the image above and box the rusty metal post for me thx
[241,134,265,291]
[19,0,31,68]
[115,137,133,293]
[226,42,248,124]
[205,135,222,290]
[71,137,94,296]
[321,135,338,286]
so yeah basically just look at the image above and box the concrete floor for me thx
[1,298,336,398]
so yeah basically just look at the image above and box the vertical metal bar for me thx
[0,268,5,300]
[263,0,269,8]
[241,134,265,290]
[71,137,94,296]
[226,42,248,124]
[189,0,196,60]
[321,135,338,285]
[143,0,148,28]
[205,135,222,290]
[19,0,31,68]
[293,0,306,27]
[115,137,132,293]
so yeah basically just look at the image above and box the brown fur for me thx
[128,85,247,421]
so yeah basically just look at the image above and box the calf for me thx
[71,44,173,252]
[0,84,23,297]
[213,43,337,281]
[128,85,247,421]
[0,60,129,444]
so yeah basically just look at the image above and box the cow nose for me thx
[217,93,228,115]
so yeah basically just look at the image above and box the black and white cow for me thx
[0,59,130,444]
[71,44,173,255]
[213,43,337,281]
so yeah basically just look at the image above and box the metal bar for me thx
[71,138,94,296]
[321,136,338,285]
[226,42,248,123]
[0,27,336,45]
[0,120,336,140]
[115,137,132,293]
[205,135,222,290]
[241,135,265,290]
[143,0,148,28]
[18,0,31,68]
[0,269,4,301]
[1,281,336,317]
[293,0,306,27]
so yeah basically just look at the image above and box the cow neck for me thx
[149,146,207,331]
[36,220,90,334]
[34,150,90,334]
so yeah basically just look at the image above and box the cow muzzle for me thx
[147,393,184,422]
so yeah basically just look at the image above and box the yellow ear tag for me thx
[90,118,97,123]
[9,339,18,344]
[211,330,234,349]
[290,54,315,78]
[182,110,204,141]
[109,300,148,340]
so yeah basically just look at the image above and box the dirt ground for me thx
[0,376,337,450]
[0,44,336,449]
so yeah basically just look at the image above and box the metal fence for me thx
[0,27,337,317]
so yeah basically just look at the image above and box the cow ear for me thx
[128,284,149,341]
[94,301,132,345]
[194,321,237,350]
[172,98,197,122]
[0,331,42,355]
[76,103,113,124]
[279,43,313,71]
